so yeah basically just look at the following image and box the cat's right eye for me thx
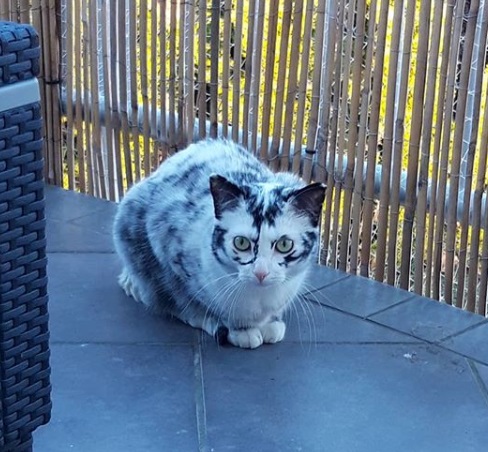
[233,236,251,252]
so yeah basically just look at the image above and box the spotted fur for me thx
[113,139,326,349]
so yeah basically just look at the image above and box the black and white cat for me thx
[113,139,325,348]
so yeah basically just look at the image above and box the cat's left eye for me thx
[233,236,252,252]
[275,238,294,254]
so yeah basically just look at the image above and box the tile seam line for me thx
[49,341,195,346]
[194,337,209,452]
[365,295,417,318]
[303,298,488,355]
[439,318,488,342]
[46,251,116,255]
[467,359,488,408]
[304,273,351,293]
[47,206,114,224]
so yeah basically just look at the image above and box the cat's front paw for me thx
[227,328,263,349]
[260,320,286,344]
[118,268,141,302]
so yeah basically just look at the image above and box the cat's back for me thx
[152,139,270,189]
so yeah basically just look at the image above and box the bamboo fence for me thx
[3,0,488,316]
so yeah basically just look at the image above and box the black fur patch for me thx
[173,252,191,278]
[211,225,227,265]
[281,231,317,266]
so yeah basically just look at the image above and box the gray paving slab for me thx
[48,252,194,344]
[34,344,199,452]
[302,264,349,293]
[45,185,116,222]
[370,294,487,342]
[308,273,414,317]
[46,218,115,252]
[441,322,488,366]
[200,343,488,452]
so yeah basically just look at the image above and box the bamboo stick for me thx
[197,0,207,138]
[338,0,366,272]
[20,0,29,23]
[159,0,168,156]
[140,0,151,176]
[426,0,456,298]
[269,0,293,170]
[49,0,62,186]
[413,0,443,295]
[185,0,195,146]
[231,0,244,143]
[303,0,326,183]
[81,0,94,194]
[0,1,6,19]
[110,0,123,198]
[374,0,403,281]
[317,0,340,264]
[336,0,354,182]
[322,0,345,267]
[72,0,87,193]
[177,0,185,144]
[40,0,55,184]
[129,0,141,181]
[242,0,256,148]
[259,0,279,162]
[209,0,220,139]
[469,80,488,312]
[108,0,124,200]
[118,0,132,191]
[292,0,314,175]
[399,0,431,291]
[444,0,478,306]
[360,0,389,277]
[479,195,488,316]
[65,0,75,190]
[221,0,231,138]
[330,0,354,268]
[279,0,303,171]
[249,0,266,153]
[314,0,338,185]
[461,0,487,311]
[150,0,158,159]
[101,0,116,200]
[386,0,416,285]
[432,0,459,299]
[349,0,377,275]
[168,0,178,149]
[89,0,106,198]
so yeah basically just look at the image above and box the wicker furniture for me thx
[0,21,51,451]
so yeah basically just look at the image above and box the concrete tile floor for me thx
[34,186,488,452]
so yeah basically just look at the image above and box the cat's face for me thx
[210,175,326,287]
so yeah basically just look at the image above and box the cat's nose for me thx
[254,271,269,284]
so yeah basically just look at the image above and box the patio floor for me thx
[33,185,488,452]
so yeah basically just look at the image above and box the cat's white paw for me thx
[260,320,286,344]
[227,328,264,349]
[118,269,141,302]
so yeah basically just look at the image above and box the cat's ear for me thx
[287,182,326,227]
[209,174,243,219]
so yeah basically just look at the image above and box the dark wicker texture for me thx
[0,21,40,87]
[0,21,51,452]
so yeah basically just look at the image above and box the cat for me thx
[113,139,326,349]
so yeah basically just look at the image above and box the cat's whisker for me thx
[201,277,240,336]
[296,293,318,349]
[180,272,238,317]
